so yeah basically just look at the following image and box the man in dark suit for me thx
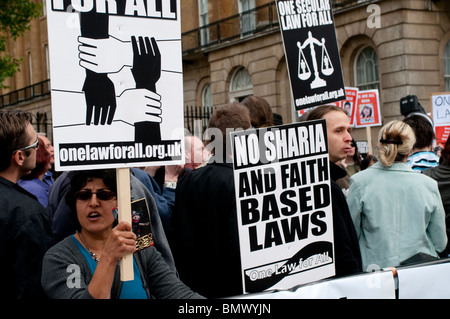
[304,104,363,276]
[0,110,54,299]
[170,102,251,298]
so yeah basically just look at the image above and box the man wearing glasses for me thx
[0,110,54,299]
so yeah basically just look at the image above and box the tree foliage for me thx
[0,0,42,88]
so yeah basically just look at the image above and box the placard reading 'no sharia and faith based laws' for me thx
[231,120,335,294]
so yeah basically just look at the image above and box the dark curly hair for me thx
[65,169,117,231]
[402,114,435,149]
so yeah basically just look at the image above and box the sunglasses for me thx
[74,189,116,201]
[15,136,39,153]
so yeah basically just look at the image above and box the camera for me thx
[400,95,426,116]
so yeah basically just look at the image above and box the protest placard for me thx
[435,126,450,146]
[354,89,382,128]
[296,87,358,126]
[46,0,184,280]
[431,92,450,145]
[353,89,382,154]
[231,120,335,294]
[276,0,346,110]
[46,0,184,171]
[338,87,358,127]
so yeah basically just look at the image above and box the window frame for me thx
[354,46,380,92]
[444,41,450,92]
[229,67,253,102]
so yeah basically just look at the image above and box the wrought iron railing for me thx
[182,2,279,55]
[182,0,375,55]
[184,105,216,136]
[0,79,50,108]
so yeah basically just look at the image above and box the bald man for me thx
[184,135,210,170]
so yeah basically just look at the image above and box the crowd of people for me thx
[0,97,448,299]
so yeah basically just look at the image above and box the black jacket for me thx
[0,176,54,299]
[329,162,363,276]
[169,161,242,298]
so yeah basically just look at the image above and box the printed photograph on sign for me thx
[340,87,358,127]
[131,198,154,252]
[342,101,352,118]
[46,0,184,170]
[355,89,382,128]
[276,0,346,110]
[360,104,374,121]
[112,198,154,252]
[231,121,335,294]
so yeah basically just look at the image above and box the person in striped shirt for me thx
[403,114,439,172]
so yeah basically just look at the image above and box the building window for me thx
[230,67,253,102]
[198,0,209,46]
[444,41,450,91]
[355,46,380,91]
[239,0,256,36]
[202,83,212,106]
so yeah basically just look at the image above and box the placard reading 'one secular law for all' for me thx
[46,0,184,171]
[276,0,346,110]
[231,120,335,294]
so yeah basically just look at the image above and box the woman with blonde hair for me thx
[346,120,447,270]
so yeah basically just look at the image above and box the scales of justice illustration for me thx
[297,31,334,89]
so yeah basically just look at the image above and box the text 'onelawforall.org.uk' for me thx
[59,141,182,165]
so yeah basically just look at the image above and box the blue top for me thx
[347,162,447,270]
[18,173,53,207]
[71,235,147,299]
[406,151,439,172]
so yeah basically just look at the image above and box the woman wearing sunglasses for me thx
[41,169,203,299]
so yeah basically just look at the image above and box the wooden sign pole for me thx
[116,167,134,281]
[366,126,373,155]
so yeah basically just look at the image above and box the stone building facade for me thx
[1,0,449,150]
